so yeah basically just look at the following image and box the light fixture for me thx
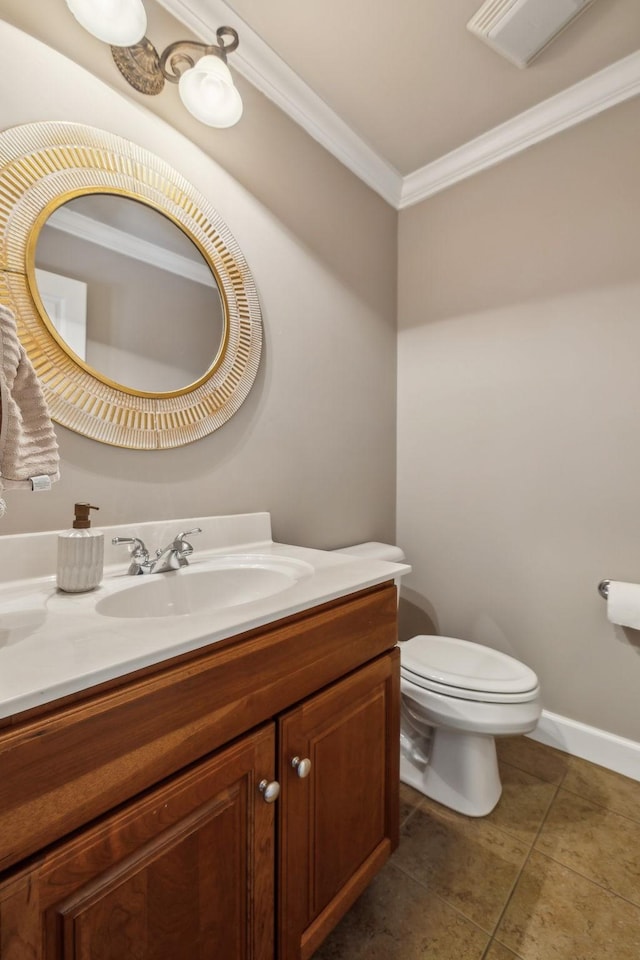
[65,0,243,128]
[66,0,147,47]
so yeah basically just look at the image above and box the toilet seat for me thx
[400,635,539,703]
[401,667,540,703]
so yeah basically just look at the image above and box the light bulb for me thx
[178,56,243,128]
[66,0,147,47]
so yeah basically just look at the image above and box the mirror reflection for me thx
[34,195,225,394]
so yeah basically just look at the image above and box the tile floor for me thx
[312,736,640,960]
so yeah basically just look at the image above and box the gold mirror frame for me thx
[0,121,262,449]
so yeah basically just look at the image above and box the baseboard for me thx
[528,709,640,782]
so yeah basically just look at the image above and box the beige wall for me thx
[397,97,640,742]
[0,16,398,548]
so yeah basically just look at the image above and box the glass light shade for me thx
[178,56,243,128]
[66,0,147,46]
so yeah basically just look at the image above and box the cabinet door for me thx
[0,724,276,960]
[278,649,400,960]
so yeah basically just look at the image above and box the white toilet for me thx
[336,542,542,817]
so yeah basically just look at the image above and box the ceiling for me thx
[158,0,640,206]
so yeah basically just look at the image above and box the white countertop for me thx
[0,513,409,719]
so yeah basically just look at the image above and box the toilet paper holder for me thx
[598,580,610,599]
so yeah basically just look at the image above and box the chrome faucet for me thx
[112,528,202,575]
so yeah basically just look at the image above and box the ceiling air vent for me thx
[467,0,597,68]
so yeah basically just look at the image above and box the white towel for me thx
[0,303,60,510]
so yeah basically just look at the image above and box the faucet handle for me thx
[112,536,149,558]
[171,527,201,553]
[112,536,150,574]
[174,527,202,544]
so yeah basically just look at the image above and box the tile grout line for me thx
[528,847,640,915]
[393,799,535,949]
[483,753,640,955]
[403,744,640,958]
[391,865,495,955]
[484,765,568,952]
[397,762,566,946]
[558,782,640,827]
[393,804,498,947]
[529,771,640,912]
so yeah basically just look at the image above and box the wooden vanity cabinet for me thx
[0,583,399,960]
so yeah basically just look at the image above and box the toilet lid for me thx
[400,635,539,696]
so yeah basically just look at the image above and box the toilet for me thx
[400,633,541,816]
[335,542,542,817]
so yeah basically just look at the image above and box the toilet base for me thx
[400,726,502,817]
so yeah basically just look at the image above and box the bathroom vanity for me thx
[0,515,405,960]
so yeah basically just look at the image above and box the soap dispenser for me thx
[57,503,104,593]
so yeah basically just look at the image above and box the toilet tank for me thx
[333,542,407,597]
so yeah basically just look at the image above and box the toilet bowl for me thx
[334,542,542,818]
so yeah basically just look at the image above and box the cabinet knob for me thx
[258,778,280,803]
[291,756,312,778]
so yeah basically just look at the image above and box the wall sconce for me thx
[65,0,243,127]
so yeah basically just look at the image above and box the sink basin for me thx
[95,554,314,619]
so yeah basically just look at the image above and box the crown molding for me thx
[400,50,640,209]
[155,0,403,207]
[156,2,640,210]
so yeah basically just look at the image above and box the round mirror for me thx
[0,121,262,449]
[33,194,226,395]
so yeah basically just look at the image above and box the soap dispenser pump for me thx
[57,503,104,593]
